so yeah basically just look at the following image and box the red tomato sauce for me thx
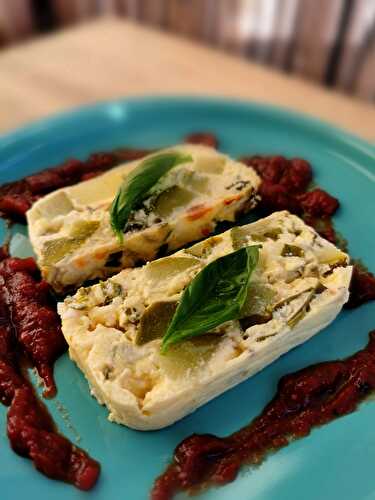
[0,248,99,490]
[0,254,66,397]
[7,387,100,490]
[152,330,375,500]
[240,155,339,243]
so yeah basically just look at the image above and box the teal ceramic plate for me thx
[1,97,375,500]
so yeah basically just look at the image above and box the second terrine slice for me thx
[27,144,260,292]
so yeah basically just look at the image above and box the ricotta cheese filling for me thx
[59,211,352,430]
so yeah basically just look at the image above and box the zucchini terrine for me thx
[27,144,260,292]
[58,211,352,430]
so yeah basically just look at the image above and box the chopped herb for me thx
[256,332,279,342]
[231,226,249,250]
[281,244,305,257]
[225,180,250,191]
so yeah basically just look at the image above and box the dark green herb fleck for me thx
[281,244,305,257]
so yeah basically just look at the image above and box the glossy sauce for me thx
[0,248,100,489]
[0,254,66,397]
[240,155,339,243]
[7,386,100,490]
[152,331,375,500]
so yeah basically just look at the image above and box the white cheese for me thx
[27,145,260,292]
[58,211,352,430]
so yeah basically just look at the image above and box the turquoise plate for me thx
[1,97,374,500]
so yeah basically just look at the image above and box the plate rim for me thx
[0,95,373,159]
[1,94,375,500]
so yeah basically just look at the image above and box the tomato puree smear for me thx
[0,248,100,489]
[239,155,339,242]
[152,330,375,500]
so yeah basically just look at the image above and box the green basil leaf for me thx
[110,152,193,241]
[161,245,260,353]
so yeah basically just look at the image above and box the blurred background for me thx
[0,0,374,102]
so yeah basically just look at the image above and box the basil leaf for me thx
[110,152,192,240]
[161,245,260,353]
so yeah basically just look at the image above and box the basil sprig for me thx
[110,152,192,241]
[161,245,260,353]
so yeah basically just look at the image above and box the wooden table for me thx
[0,17,374,141]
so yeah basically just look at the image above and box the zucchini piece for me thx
[287,290,314,328]
[231,226,282,250]
[145,256,201,282]
[136,301,177,345]
[185,236,223,258]
[239,282,276,330]
[159,335,222,377]
[41,220,100,265]
[154,186,195,218]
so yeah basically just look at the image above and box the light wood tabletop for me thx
[0,17,374,141]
